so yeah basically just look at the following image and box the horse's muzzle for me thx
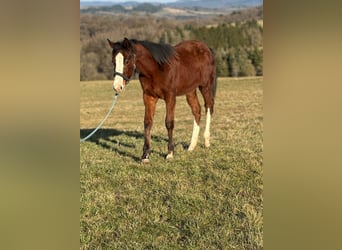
[113,80,126,93]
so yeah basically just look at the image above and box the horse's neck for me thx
[134,44,159,76]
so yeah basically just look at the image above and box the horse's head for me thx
[107,37,136,93]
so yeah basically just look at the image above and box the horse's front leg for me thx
[141,94,157,163]
[165,96,176,160]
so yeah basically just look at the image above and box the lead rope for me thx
[80,93,119,143]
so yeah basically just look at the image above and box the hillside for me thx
[80,0,263,10]
[80,2,263,20]
[80,4,263,80]
[169,0,263,8]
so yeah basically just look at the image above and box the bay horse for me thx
[107,37,216,163]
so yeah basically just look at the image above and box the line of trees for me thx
[162,21,263,77]
[80,8,263,80]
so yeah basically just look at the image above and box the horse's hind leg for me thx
[186,90,201,151]
[199,86,214,148]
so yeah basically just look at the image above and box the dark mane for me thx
[130,39,176,66]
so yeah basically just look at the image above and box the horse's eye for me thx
[124,59,129,65]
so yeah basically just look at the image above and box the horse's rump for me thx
[167,40,216,96]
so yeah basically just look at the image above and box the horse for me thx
[107,37,217,163]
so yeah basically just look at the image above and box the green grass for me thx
[80,77,263,249]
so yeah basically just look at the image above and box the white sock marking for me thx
[204,108,211,147]
[166,151,173,160]
[188,120,200,151]
[113,52,124,91]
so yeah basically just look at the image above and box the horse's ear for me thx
[122,37,131,49]
[107,38,114,48]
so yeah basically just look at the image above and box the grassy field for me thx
[80,77,263,249]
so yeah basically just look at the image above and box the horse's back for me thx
[175,40,213,60]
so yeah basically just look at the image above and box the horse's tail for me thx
[212,71,217,99]
[210,48,217,99]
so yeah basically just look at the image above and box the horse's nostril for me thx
[113,84,124,93]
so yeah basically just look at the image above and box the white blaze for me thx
[113,52,124,92]
[188,120,200,151]
[204,108,211,147]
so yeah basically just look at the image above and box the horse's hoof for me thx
[166,152,173,161]
[141,158,150,164]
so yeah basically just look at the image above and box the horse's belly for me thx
[175,80,200,96]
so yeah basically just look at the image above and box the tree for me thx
[215,48,229,77]
[227,47,256,77]
[248,48,263,76]
[227,48,239,77]
[80,52,102,81]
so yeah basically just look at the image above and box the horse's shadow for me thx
[80,128,187,162]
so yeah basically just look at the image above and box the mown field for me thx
[80,77,263,249]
